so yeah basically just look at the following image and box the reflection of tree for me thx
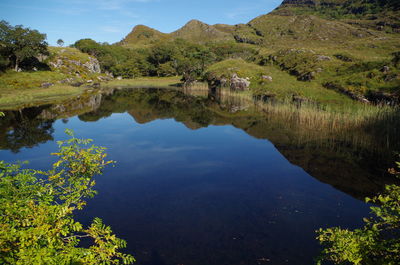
[1,87,398,199]
[0,108,55,153]
[90,87,398,200]
[79,88,214,128]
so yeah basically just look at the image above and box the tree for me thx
[57,38,64,47]
[0,129,135,264]
[316,158,400,265]
[0,20,48,71]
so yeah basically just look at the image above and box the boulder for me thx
[41,82,54,88]
[83,57,101,73]
[230,74,250,91]
[98,75,113,82]
[316,55,331,61]
[298,71,315,81]
[381,65,390,73]
[261,75,273,82]
[71,82,84,87]
[86,82,101,89]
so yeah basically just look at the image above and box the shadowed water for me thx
[0,87,398,265]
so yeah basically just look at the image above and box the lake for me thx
[0,87,397,265]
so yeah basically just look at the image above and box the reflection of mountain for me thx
[1,87,398,198]
[77,88,399,199]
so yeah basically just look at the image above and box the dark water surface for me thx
[0,87,397,265]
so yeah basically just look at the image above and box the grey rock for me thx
[71,82,84,87]
[382,66,390,73]
[230,73,250,91]
[83,57,101,73]
[41,82,54,88]
[262,75,273,81]
[317,55,331,61]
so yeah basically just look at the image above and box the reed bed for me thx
[254,98,400,153]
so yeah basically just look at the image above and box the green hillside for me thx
[275,0,400,32]
[171,20,234,43]
[88,0,400,105]
[120,25,171,48]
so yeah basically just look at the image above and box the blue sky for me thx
[0,0,282,46]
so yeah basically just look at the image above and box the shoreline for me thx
[0,77,183,110]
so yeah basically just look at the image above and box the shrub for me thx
[316,158,400,265]
[0,130,135,264]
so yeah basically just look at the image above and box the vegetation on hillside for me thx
[276,0,400,33]
[0,130,135,264]
[1,0,400,107]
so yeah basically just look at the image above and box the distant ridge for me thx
[119,0,399,47]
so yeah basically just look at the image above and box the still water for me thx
[0,87,396,265]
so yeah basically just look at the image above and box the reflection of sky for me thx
[0,112,370,265]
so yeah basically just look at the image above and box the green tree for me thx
[0,20,48,71]
[57,39,64,47]
[316,158,400,265]
[0,129,135,264]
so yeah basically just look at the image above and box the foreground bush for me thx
[0,129,135,264]
[316,158,400,265]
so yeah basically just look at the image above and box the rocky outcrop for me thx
[324,82,370,103]
[83,57,101,73]
[367,91,400,105]
[230,74,250,91]
[41,82,54,88]
[49,54,101,74]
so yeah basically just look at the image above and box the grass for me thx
[102,76,182,89]
[0,46,112,109]
[204,58,358,109]
[0,70,86,109]
[0,71,67,90]
[211,88,400,154]
[47,47,92,63]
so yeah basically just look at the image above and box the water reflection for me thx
[1,87,399,265]
[0,87,398,199]
[0,88,396,199]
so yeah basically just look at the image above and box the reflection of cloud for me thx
[151,146,209,153]
[109,142,222,175]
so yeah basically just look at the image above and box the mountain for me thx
[121,20,237,47]
[275,0,400,32]
[120,25,170,47]
[279,0,400,12]
[119,0,399,47]
[171,20,234,43]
